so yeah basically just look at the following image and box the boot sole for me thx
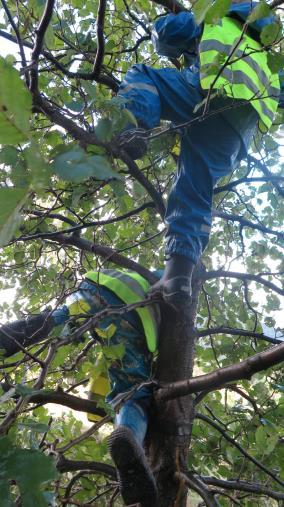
[108,426,157,507]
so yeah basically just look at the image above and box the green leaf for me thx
[0,436,57,507]
[95,118,114,142]
[15,384,49,397]
[24,144,51,189]
[44,23,54,48]
[95,324,117,340]
[260,23,282,46]
[267,52,284,73]
[0,187,29,247]
[17,421,51,433]
[102,343,125,361]
[65,100,84,112]
[205,0,231,24]
[0,57,31,144]
[193,0,212,25]
[247,1,271,23]
[52,146,122,182]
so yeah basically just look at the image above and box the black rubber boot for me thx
[0,312,55,357]
[108,426,157,507]
[149,254,194,308]
[116,127,148,160]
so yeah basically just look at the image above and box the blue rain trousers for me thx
[118,64,258,264]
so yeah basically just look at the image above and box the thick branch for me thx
[212,210,284,240]
[28,389,107,418]
[18,233,158,284]
[92,0,106,79]
[198,326,283,345]
[156,341,284,401]
[199,476,284,501]
[57,456,116,479]
[33,94,100,145]
[204,270,284,297]
[270,0,284,9]
[177,472,221,507]
[30,0,55,92]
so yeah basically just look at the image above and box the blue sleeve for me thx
[229,2,277,34]
[152,12,202,59]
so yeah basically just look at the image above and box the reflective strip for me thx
[200,40,279,96]
[200,224,211,233]
[85,270,159,353]
[121,82,159,96]
[200,17,280,129]
[200,67,277,123]
[125,270,161,327]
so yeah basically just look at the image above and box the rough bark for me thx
[148,265,204,507]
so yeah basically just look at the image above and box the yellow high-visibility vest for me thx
[84,269,160,422]
[200,16,280,132]
[85,269,160,353]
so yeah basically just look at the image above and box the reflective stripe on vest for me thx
[199,17,280,131]
[84,269,160,353]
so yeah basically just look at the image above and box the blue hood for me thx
[229,2,277,33]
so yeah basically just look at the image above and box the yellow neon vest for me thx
[200,16,280,132]
[85,269,160,353]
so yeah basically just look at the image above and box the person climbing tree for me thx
[0,268,161,507]
[116,0,282,307]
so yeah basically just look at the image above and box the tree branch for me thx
[28,389,107,418]
[0,0,28,84]
[17,233,158,284]
[30,0,55,93]
[176,472,221,507]
[0,28,119,91]
[248,155,284,198]
[24,202,155,239]
[212,210,284,240]
[196,413,284,488]
[199,475,284,501]
[120,150,166,218]
[156,341,284,401]
[92,0,106,79]
[270,0,284,8]
[204,270,284,297]
[215,176,284,195]
[198,326,283,345]
[57,456,116,479]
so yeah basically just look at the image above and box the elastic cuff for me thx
[51,305,70,326]
[165,239,199,264]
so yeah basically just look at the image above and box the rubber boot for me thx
[116,127,148,160]
[108,400,157,507]
[0,312,55,357]
[149,254,194,308]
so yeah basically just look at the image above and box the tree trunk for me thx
[149,267,203,507]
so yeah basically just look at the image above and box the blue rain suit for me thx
[53,280,153,403]
[52,278,156,444]
[118,3,280,264]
